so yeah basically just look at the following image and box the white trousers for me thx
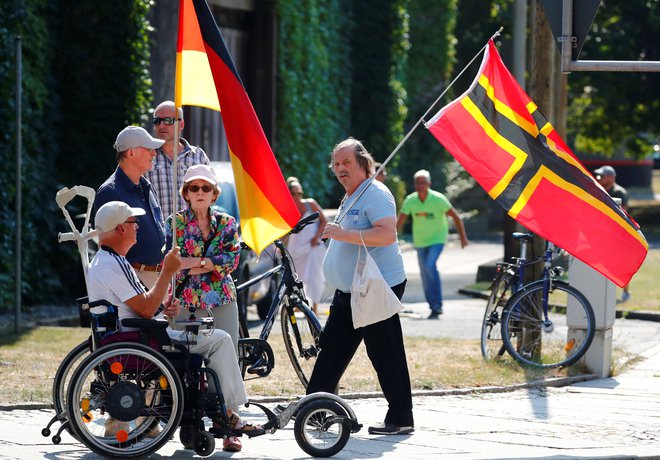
[167,328,247,412]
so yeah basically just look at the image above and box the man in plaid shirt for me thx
[147,100,211,219]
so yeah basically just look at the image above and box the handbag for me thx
[350,231,403,328]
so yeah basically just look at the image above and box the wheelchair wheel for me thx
[66,342,184,458]
[193,430,215,456]
[294,399,351,458]
[52,340,90,415]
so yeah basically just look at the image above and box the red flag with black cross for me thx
[425,40,648,287]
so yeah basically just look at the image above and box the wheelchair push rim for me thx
[65,342,184,459]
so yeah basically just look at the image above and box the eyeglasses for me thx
[152,117,180,126]
[123,219,139,227]
[189,185,213,193]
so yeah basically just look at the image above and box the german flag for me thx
[176,0,300,254]
[426,40,647,287]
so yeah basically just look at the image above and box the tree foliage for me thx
[50,0,153,188]
[0,0,153,311]
[0,0,61,309]
[396,0,458,189]
[568,0,660,158]
[275,0,352,205]
[349,0,410,166]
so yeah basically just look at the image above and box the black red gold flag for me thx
[176,0,300,253]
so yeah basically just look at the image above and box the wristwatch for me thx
[200,258,206,268]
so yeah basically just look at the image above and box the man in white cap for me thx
[147,100,211,219]
[594,165,631,302]
[93,125,167,288]
[88,201,260,450]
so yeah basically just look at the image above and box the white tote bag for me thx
[350,232,403,328]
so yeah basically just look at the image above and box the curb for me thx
[2,373,598,412]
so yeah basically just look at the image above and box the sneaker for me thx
[428,312,440,320]
[223,435,242,452]
[368,423,414,435]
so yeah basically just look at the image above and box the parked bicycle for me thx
[235,212,323,388]
[480,232,596,369]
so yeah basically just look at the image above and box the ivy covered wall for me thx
[275,0,352,203]
[0,0,154,311]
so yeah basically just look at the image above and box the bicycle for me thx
[480,232,596,369]
[235,211,323,388]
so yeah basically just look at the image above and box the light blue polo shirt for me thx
[323,179,406,293]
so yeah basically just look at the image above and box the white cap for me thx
[113,126,165,152]
[183,164,218,185]
[95,201,146,232]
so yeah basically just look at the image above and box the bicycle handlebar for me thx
[290,211,320,235]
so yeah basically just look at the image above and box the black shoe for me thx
[428,312,440,319]
[368,423,414,435]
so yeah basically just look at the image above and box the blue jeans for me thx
[416,243,444,313]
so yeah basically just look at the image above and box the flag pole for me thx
[335,28,503,224]
[172,109,180,248]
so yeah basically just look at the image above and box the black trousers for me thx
[307,280,414,427]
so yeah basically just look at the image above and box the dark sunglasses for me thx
[189,185,213,193]
[124,219,139,225]
[152,117,180,126]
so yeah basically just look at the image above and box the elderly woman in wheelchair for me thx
[73,201,263,455]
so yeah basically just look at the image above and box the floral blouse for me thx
[165,208,240,310]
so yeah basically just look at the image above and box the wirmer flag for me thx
[426,40,648,287]
[175,0,300,253]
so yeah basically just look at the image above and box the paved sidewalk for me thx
[3,240,659,458]
[4,342,660,459]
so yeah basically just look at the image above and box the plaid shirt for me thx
[146,138,210,219]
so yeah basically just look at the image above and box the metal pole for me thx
[560,0,574,74]
[14,36,22,334]
[513,0,527,87]
[560,0,660,73]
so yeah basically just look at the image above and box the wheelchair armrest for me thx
[121,318,169,330]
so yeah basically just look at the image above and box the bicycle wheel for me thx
[294,399,350,458]
[66,342,184,459]
[53,340,90,415]
[281,296,322,388]
[501,280,595,369]
[480,273,513,361]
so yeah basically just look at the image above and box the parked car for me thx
[211,161,279,320]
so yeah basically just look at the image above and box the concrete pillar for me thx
[568,257,617,377]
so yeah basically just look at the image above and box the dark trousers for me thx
[307,280,414,427]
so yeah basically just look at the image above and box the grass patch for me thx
[466,247,660,312]
[1,326,636,405]
[618,247,660,311]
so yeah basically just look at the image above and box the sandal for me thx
[228,413,265,438]
[223,435,242,452]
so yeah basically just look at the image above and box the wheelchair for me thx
[43,298,361,458]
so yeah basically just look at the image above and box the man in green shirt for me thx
[397,170,468,318]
